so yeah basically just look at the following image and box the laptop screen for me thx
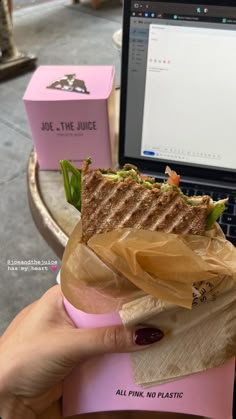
[119,0,236,183]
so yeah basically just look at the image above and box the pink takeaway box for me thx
[23,65,115,170]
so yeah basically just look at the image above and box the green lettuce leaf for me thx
[206,203,225,230]
[60,160,82,211]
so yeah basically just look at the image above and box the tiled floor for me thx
[0,0,122,334]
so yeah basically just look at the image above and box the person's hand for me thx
[0,285,164,419]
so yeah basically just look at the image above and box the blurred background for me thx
[0,0,122,334]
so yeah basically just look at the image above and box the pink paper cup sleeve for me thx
[63,297,235,419]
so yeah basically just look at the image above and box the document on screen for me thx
[141,24,236,169]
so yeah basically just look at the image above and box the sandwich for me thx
[60,159,227,243]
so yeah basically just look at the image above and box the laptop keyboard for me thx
[180,182,236,247]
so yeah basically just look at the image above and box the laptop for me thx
[119,0,236,246]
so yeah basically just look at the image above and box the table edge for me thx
[27,149,68,259]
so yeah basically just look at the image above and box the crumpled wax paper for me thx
[61,221,236,384]
[61,222,145,313]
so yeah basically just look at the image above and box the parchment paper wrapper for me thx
[61,223,146,313]
[61,221,236,385]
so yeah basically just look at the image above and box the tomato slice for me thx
[140,174,155,183]
[165,166,180,187]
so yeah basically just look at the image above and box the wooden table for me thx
[27,148,78,259]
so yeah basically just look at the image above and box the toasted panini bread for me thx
[81,162,214,243]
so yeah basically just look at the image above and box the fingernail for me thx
[134,327,164,345]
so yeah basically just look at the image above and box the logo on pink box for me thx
[63,298,235,419]
[47,73,90,95]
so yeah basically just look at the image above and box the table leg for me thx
[0,0,37,81]
[0,0,18,59]
[91,0,103,8]
[7,0,12,18]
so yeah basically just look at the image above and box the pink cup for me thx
[63,298,235,419]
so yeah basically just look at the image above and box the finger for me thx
[63,325,164,362]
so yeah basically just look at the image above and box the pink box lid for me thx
[23,65,114,101]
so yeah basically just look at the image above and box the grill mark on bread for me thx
[124,197,163,229]
[88,175,109,198]
[166,206,208,235]
[82,175,145,236]
[127,190,185,231]
[121,187,162,229]
[81,169,209,242]
[164,207,191,233]
[102,187,151,230]
[93,185,143,233]
[93,182,154,234]
[81,173,107,224]
[153,194,189,232]
[82,179,123,230]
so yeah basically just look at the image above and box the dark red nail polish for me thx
[134,327,164,345]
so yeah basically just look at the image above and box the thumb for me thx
[64,324,164,362]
